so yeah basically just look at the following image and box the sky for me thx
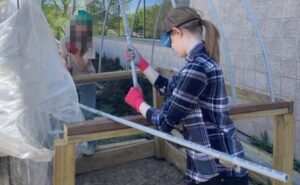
[128,0,162,12]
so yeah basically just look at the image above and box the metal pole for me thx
[98,0,111,73]
[128,0,142,70]
[118,4,120,37]
[130,0,142,37]
[79,104,288,183]
[143,0,145,38]
[150,0,165,65]
[118,0,138,87]
[241,0,275,102]
[170,0,176,7]
[207,0,237,104]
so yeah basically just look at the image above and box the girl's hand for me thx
[124,44,149,72]
[125,86,145,111]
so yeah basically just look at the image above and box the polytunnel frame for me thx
[54,0,294,184]
[150,0,165,65]
[98,1,287,181]
[241,0,275,102]
[118,0,138,86]
[0,1,286,185]
[96,0,131,72]
[207,0,238,104]
[98,0,111,73]
[128,0,142,70]
[98,0,141,72]
[206,0,275,103]
[96,0,275,104]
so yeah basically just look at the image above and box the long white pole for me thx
[171,0,176,7]
[118,0,138,87]
[98,0,111,73]
[79,104,288,182]
[241,0,275,102]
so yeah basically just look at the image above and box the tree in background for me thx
[144,2,172,38]
[87,0,172,39]
[118,1,173,38]
[86,0,107,35]
[42,0,173,39]
[41,0,85,39]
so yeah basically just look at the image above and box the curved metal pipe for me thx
[98,0,111,73]
[150,0,165,65]
[92,0,132,15]
[241,0,275,102]
[207,0,237,104]
[130,0,142,37]
[119,0,138,86]
[127,0,142,70]
[171,0,176,7]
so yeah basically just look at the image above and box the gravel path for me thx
[76,157,187,185]
[76,157,256,185]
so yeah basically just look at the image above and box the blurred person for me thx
[59,10,97,155]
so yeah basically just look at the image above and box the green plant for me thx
[42,0,86,39]
[249,130,273,154]
[294,159,300,172]
[95,56,153,117]
[249,130,300,173]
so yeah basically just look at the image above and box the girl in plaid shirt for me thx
[124,6,248,185]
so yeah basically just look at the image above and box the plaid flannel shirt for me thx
[146,42,247,183]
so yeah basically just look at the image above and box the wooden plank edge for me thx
[73,70,143,84]
[230,101,290,115]
[231,108,289,120]
[66,128,145,143]
[75,140,155,174]
[65,115,149,136]
[95,138,148,151]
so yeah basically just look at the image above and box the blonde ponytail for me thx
[201,19,220,63]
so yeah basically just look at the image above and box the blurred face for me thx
[75,24,88,36]
[70,20,92,49]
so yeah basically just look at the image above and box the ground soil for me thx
[76,157,187,185]
[76,157,257,185]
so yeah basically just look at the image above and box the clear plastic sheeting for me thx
[0,0,83,184]
[0,0,18,23]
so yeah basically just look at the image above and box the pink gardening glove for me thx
[125,86,144,111]
[124,44,149,72]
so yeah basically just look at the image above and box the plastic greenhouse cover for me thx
[0,0,83,163]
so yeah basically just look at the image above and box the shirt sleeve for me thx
[146,63,208,132]
[153,75,169,95]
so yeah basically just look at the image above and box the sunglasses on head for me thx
[160,18,201,48]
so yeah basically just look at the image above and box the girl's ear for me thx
[171,27,182,36]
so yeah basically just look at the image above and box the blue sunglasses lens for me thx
[160,32,172,48]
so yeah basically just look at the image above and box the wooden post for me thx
[153,87,165,158]
[154,136,165,159]
[53,139,75,185]
[273,114,295,185]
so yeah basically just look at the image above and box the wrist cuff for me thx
[146,108,155,122]
[135,99,144,112]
